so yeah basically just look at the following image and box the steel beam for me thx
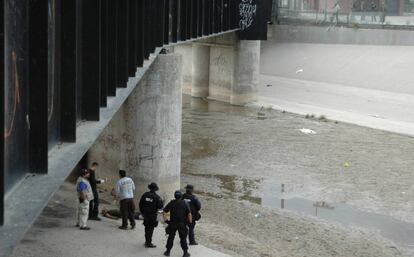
[0,0,4,226]
[128,0,136,77]
[116,0,128,87]
[107,0,117,96]
[100,0,108,107]
[164,0,170,44]
[136,0,144,66]
[61,0,77,142]
[28,0,48,173]
[81,0,100,121]
[171,0,178,42]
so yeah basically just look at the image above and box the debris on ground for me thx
[299,128,317,135]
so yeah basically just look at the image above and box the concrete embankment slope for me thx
[10,182,231,257]
[259,26,414,136]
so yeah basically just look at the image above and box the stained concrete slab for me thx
[10,182,231,257]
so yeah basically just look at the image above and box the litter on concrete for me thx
[299,128,316,135]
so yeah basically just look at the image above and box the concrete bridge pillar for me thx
[191,44,210,98]
[231,40,260,105]
[124,53,182,200]
[88,53,182,201]
[177,32,260,106]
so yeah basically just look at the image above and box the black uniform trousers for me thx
[143,215,158,244]
[89,191,99,218]
[166,222,188,252]
[188,221,196,243]
[120,198,136,228]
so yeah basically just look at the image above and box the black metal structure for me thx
[1,0,270,226]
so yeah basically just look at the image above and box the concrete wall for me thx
[88,54,182,202]
[174,44,193,95]
[208,46,234,102]
[270,24,414,45]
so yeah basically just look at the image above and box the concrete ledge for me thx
[0,49,162,257]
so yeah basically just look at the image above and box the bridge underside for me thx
[0,0,272,256]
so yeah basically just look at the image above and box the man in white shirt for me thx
[116,170,136,229]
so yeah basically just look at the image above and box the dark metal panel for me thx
[209,0,214,33]
[164,0,170,44]
[197,0,202,36]
[223,0,229,30]
[81,0,100,121]
[28,0,48,173]
[107,0,116,96]
[179,0,186,40]
[213,0,222,33]
[202,0,209,35]
[128,0,136,77]
[156,0,165,47]
[100,0,108,107]
[75,0,83,121]
[61,0,77,142]
[149,0,156,53]
[144,0,150,59]
[191,0,197,38]
[229,0,238,29]
[170,0,178,42]
[136,0,144,66]
[185,0,191,39]
[0,0,4,226]
[4,0,30,190]
[116,0,128,87]
[48,0,62,149]
[238,0,268,40]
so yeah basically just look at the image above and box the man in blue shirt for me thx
[76,169,94,230]
[116,170,136,230]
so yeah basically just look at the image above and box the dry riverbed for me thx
[181,95,414,257]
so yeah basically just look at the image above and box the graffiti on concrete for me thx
[239,0,257,30]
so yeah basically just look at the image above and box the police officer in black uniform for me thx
[139,182,163,248]
[88,162,103,220]
[163,190,192,257]
[182,184,201,245]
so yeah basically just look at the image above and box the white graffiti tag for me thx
[239,0,257,30]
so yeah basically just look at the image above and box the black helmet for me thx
[185,184,194,191]
[148,182,159,191]
[174,190,182,199]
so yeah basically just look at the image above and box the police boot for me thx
[163,250,170,256]
[145,243,156,248]
[182,251,191,257]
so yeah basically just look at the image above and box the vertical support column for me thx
[144,0,151,58]
[82,0,100,121]
[164,0,170,44]
[61,0,78,141]
[0,0,4,225]
[179,0,187,40]
[202,0,209,35]
[124,54,182,200]
[116,0,128,87]
[171,0,178,42]
[107,0,117,96]
[231,40,260,105]
[191,0,198,38]
[191,44,210,97]
[100,0,108,107]
[186,0,191,39]
[128,0,136,77]
[197,0,203,36]
[136,0,144,67]
[28,0,48,173]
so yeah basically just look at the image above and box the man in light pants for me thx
[76,169,94,230]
